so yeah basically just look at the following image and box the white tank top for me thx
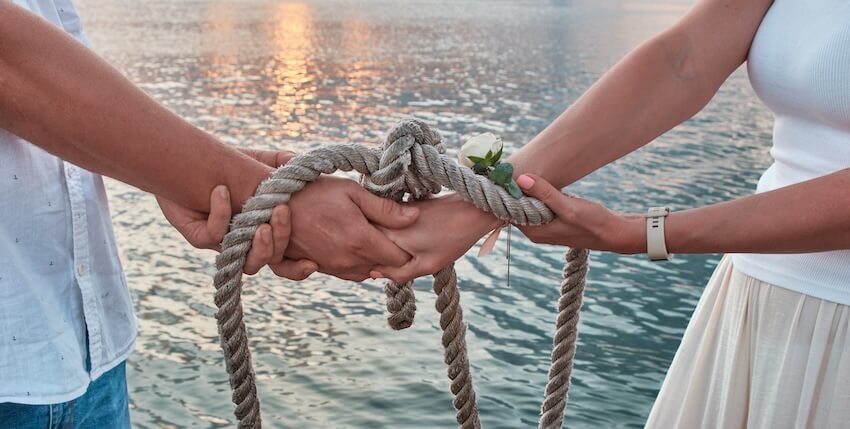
[732,0,850,305]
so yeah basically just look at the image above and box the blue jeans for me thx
[0,361,130,429]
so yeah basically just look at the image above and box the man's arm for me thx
[507,0,774,187]
[0,1,268,212]
[0,1,417,279]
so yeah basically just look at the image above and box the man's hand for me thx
[157,187,317,279]
[285,176,421,281]
[157,149,317,279]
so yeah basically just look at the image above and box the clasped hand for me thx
[366,174,645,284]
[157,149,420,281]
[158,151,643,284]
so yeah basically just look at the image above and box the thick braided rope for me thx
[433,264,481,429]
[212,119,589,429]
[539,247,589,429]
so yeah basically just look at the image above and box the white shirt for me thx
[0,0,137,404]
[732,0,850,305]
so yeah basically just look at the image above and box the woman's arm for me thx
[371,0,776,283]
[664,169,850,254]
[508,0,775,187]
[515,168,850,254]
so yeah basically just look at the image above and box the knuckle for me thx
[339,272,368,282]
[269,265,285,277]
[539,186,556,201]
[421,259,441,277]
[341,179,359,193]
[349,237,368,254]
[559,207,578,223]
[335,258,361,273]
[380,198,399,215]
[271,266,302,280]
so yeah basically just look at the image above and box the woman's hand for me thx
[515,174,645,254]
[370,194,503,284]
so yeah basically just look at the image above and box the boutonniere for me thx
[458,133,523,198]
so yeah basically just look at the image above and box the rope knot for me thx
[363,119,445,200]
[213,119,587,429]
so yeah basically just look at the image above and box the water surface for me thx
[76,0,774,427]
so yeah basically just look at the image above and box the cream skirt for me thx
[646,256,850,429]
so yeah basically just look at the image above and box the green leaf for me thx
[488,162,513,185]
[467,155,486,164]
[506,180,523,199]
[486,169,499,184]
[485,150,494,161]
[492,146,503,163]
[495,162,514,183]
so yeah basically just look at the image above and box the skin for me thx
[0,1,418,280]
[374,0,850,284]
[157,150,317,278]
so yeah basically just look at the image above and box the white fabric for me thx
[646,256,850,428]
[0,0,137,405]
[732,0,850,305]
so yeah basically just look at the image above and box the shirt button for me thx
[77,264,87,276]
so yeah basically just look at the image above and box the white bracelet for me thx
[645,207,672,261]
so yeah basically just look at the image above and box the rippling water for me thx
[76,0,775,427]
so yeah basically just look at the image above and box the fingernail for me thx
[218,186,229,200]
[261,227,271,244]
[370,270,384,279]
[401,207,418,218]
[517,174,535,190]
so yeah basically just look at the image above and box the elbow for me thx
[650,30,723,115]
[653,29,701,83]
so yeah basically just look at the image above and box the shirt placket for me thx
[64,162,103,376]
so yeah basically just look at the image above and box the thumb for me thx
[370,260,422,285]
[269,258,318,281]
[352,190,420,229]
[275,151,297,167]
[206,185,233,245]
[517,174,568,211]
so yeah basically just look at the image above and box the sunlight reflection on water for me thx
[77,0,773,427]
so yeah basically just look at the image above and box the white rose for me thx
[457,133,503,168]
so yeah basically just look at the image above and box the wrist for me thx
[230,160,275,214]
[443,193,503,236]
[614,213,647,254]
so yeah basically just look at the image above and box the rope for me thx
[212,119,589,429]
